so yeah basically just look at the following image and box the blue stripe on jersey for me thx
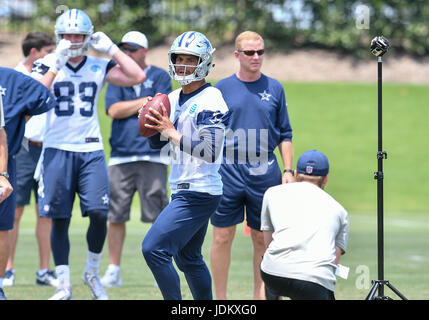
[32,61,49,75]
[197,110,230,126]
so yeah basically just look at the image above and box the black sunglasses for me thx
[120,45,139,53]
[238,49,265,56]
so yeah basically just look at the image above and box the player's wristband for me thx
[283,169,294,174]
[48,67,57,77]
[108,44,119,57]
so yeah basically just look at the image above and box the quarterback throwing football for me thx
[142,31,229,300]
[32,9,145,300]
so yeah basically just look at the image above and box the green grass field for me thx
[4,81,429,300]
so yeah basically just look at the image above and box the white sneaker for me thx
[3,269,15,287]
[82,271,109,300]
[36,270,60,287]
[101,268,122,287]
[48,285,73,300]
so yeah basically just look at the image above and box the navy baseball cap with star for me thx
[297,150,329,176]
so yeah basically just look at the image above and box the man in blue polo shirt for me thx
[101,31,172,287]
[210,31,294,300]
[0,67,57,300]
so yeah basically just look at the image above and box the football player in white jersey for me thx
[32,8,145,300]
[141,31,229,300]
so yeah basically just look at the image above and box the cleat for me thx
[3,269,15,287]
[36,270,60,287]
[48,286,73,300]
[101,268,122,287]
[82,271,108,300]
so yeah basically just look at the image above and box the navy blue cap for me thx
[297,150,329,176]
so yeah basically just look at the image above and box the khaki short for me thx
[108,161,168,223]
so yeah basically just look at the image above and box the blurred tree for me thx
[3,0,429,58]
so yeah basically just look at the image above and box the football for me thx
[138,94,171,137]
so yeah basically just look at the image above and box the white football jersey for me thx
[167,85,229,195]
[33,53,111,152]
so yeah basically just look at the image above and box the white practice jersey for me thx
[167,86,229,195]
[32,54,112,152]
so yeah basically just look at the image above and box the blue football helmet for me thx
[54,8,93,58]
[168,31,215,85]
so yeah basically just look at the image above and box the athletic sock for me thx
[55,265,70,288]
[85,251,102,274]
[38,269,48,276]
[107,264,120,273]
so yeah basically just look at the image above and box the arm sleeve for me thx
[180,126,224,163]
[179,109,230,163]
[149,132,169,149]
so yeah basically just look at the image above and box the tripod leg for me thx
[386,282,407,300]
[365,281,379,300]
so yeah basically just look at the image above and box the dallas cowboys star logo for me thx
[102,194,109,205]
[0,86,6,96]
[258,90,271,101]
[209,111,223,124]
[143,79,153,89]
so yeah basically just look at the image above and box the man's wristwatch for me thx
[283,169,294,174]
[0,172,9,179]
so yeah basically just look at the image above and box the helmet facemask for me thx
[56,34,92,58]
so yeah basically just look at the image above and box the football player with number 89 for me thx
[32,9,145,300]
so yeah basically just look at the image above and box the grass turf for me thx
[4,81,428,300]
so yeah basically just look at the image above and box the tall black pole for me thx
[376,56,384,297]
[366,36,406,300]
